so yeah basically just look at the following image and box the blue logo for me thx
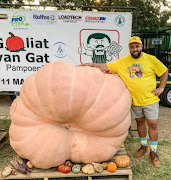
[11,12,30,27]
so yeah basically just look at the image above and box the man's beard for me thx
[131,51,142,58]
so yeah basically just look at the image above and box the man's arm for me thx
[78,63,110,72]
[152,70,168,96]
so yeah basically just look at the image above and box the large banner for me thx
[0,9,132,91]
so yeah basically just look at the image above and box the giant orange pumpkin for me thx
[9,61,132,169]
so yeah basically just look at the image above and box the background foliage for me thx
[0,0,170,31]
[39,0,171,31]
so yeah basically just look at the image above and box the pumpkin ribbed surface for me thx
[9,61,132,169]
[114,155,130,168]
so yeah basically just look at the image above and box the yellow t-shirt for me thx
[107,52,167,106]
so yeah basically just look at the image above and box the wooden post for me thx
[88,176,92,180]
[129,171,133,180]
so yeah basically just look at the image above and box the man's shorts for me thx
[131,102,159,120]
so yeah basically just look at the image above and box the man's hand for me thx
[152,87,165,96]
[77,63,110,72]
[77,63,93,67]
[152,70,168,96]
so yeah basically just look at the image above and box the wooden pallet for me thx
[0,145,132,180]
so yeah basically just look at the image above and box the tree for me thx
[0,0,35,8]
[1,0,170,31]
[39,0,170,31]
[127,0,171,31]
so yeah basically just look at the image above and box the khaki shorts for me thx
[131,102,159,120]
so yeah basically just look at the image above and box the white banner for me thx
[0,9,132,91]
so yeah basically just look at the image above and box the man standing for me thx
[79,36,168,168]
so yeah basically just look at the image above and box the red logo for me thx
[6,32,25,52]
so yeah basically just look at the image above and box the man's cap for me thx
[129,36,142,44]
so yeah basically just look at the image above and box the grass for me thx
[124,134,171,180]
[0,119,171,180]
[0,119,15,169]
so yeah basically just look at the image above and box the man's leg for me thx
[147,118,160,167]
[146,119,158,141]
[134,117,148,158]
[136,117,147,137]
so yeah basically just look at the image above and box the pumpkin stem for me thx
[9,32,15,37]
[65,124,70,129]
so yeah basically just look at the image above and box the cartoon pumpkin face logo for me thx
[6,32,25,52]
[127,64,143,78]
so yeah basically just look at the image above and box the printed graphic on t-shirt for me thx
[127,64,143,78]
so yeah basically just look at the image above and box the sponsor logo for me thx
[58,14,82,23]
[84,16,106,23]
[33,14,57,24]
[11,12,30,28]
[114,15,125,27]
[53,42,67,58]
[0,14,8,19]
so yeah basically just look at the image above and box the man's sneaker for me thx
[134,145,147,158]
[149,150,160,168]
